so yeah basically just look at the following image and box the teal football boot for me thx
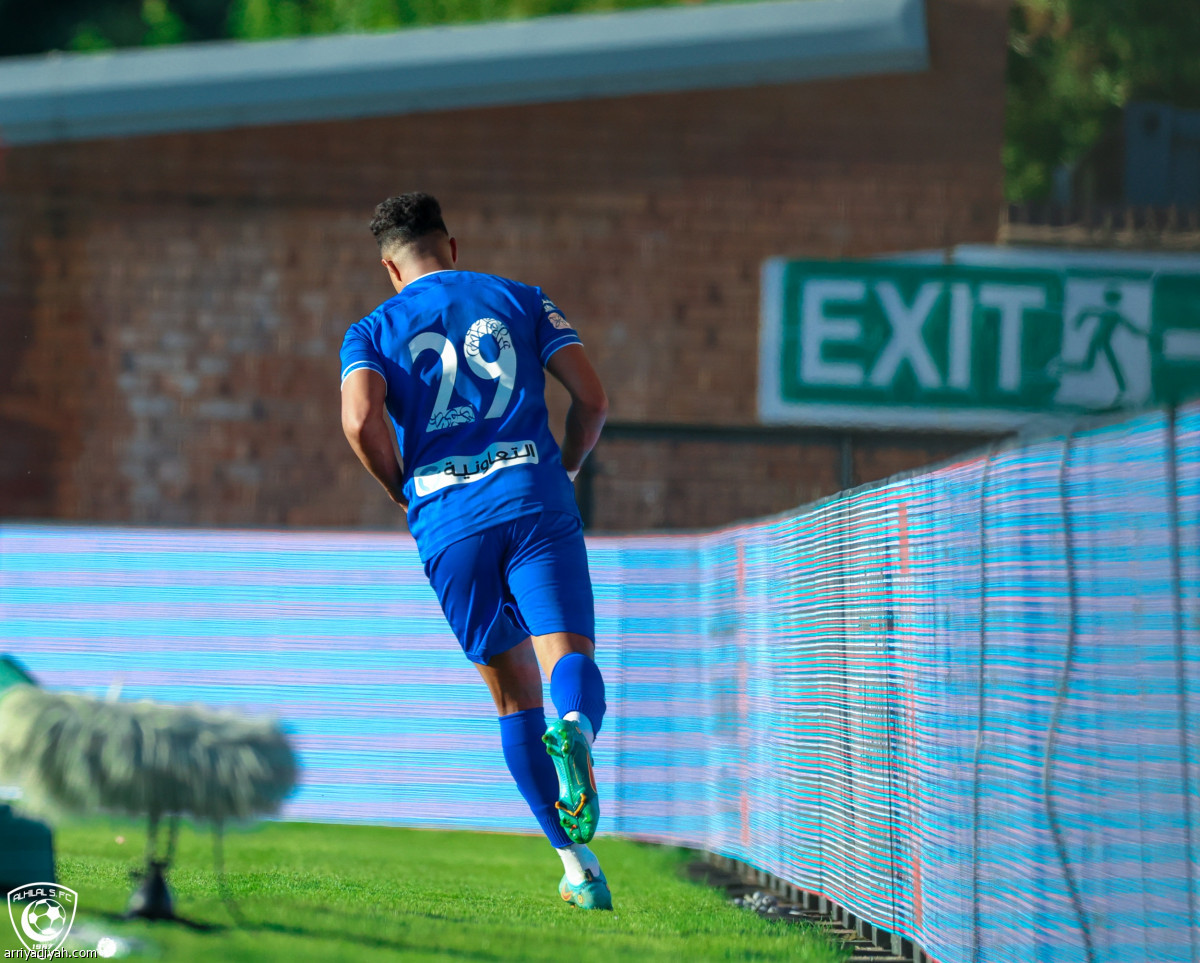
[542,719,599,843]
[559,869,612,910]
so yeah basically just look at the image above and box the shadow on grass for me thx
[90,910,221,933]
[247,920,515,959]
[89,909,517,961]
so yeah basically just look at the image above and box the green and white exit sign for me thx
[758,259,1200,430]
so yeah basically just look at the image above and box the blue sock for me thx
[550,652,607,737]
[498,707,572,848]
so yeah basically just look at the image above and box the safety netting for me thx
[2,401,1197,963]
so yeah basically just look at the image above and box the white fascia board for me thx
[875,245,1200,273]
[949,244,1200,274]
[0,0,927,145]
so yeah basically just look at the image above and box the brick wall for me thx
[0,0,1010,532]
[585,429,998,531]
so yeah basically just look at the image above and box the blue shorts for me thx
[423,511,596,666]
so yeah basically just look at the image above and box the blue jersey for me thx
[339,270,583,561]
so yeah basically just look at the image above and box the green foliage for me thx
[68,24,118,52]
[62,2,155,53]
[143,0,189,44]
[226,0,699,41]
[0,0,719,59]
[1006,0,1200,202]
[15,0,212,56]
[65,0,188,50]
[49,820,844,962]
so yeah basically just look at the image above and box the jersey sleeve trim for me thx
[340,359,388,390]
[539,332,583,366]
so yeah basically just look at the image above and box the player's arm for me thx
[546,343,608,481]
[341,368,407,510]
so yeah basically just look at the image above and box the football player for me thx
[340,193,611,910]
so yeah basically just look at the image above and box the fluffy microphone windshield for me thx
[0,686,297,823]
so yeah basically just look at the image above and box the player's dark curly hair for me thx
[369,193,448,253]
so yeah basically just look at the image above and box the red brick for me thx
[0,0,1008,531]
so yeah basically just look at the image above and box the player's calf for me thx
[549,652,606,738]
[499,707,575,848]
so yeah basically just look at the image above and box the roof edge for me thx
[0,0,928,146]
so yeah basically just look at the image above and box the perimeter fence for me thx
[2,401,1198,963]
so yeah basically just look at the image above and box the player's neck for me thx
[400,258,455,290]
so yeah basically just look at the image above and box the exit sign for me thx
[758,260,1200,430]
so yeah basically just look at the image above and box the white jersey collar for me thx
[411,269,454,282]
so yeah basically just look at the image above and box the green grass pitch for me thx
[36,821,845,962]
